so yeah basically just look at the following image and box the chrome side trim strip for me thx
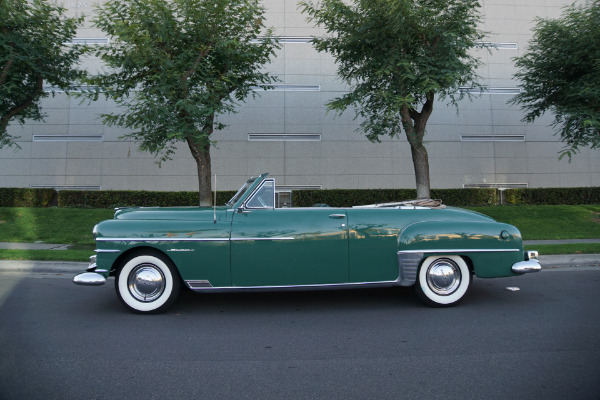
[185,280,398,292]
[231,237,294,241]
[187,280,213,289]
[398,248,520,254]
[96,237,294,242]
[95,249,121,253]
[96,237,229,242]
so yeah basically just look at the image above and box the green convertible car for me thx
[74,173,541,313]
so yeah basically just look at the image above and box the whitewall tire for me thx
[415,256,471,307]
[116,251,180,314]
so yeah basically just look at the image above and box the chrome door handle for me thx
[328,214,346,219]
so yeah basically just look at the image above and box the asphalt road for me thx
[1,268,599,400]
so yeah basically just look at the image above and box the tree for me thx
[301,0,485,198]
[510,0,600,159]
[0,0,85,148]
[88,0,279,205]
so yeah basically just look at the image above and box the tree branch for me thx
[180,46,212,95]
[0,75,44,132]
[0,47,15,87]
[421,91,435,120]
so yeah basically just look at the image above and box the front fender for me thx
[397,220,525,279]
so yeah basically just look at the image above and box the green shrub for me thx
[58,190,237,208]
[292,188,497,207]
[505,187,600,205]
[430,188,498,207]
[0,188,56,207]
[2,185,598,208]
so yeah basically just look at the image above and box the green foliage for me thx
[0,188,55,207]
[84,0,279,204]
[58,190,237,208]
[505,187,600,205]
[430,188,497,207]
[300,0,485,198]
[0,0,86,147]
[293,187,600,207]
[301,0,485,138]
[292,188,496,207]
[293,189,417,208]
[511,0,600,158]
[1,186,597,209]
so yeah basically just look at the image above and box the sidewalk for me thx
[0,241,598,274]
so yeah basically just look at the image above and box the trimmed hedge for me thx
[58,190,237,208]
[292,188,498,207]
[1,186,598,208]
[505,187,600,205]
[0,188,56,207]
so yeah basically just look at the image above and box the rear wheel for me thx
[115,251,180,314]
[414,256,471,307]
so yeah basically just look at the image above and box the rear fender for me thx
[397,220,524,282]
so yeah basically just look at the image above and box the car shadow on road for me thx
[173,285,423,315]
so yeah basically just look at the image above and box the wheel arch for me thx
[459,254,475,275]
[111,246,177,278]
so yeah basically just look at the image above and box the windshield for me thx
[245,180,275,209]
[226,177,257,207]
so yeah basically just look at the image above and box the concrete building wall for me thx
[1,0,598,191]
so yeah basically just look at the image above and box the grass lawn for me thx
[525,243,600,255]
[467,204,600,240]
[0,208,114,245]
[0,205,598,261]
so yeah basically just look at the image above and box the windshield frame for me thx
[225,173,269,208]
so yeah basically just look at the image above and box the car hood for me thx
[113,206,228,221]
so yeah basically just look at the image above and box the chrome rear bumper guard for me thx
[73,255,107,286]
[512,250,542,274]
[73,272,106,286]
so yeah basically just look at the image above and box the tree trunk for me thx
[400,97,433,199]
[410,143,431,199]
[185,134,212,207]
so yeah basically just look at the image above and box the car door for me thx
[230,180,349,286]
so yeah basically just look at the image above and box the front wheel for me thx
[116,251,180,314]
[414,256,471,307]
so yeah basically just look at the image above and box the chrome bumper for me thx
[512,251,542,274]
[73,272,106,286]
[73,255,107,286]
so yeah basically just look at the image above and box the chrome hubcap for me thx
[426,258,461,296]
[128,264,165,302]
